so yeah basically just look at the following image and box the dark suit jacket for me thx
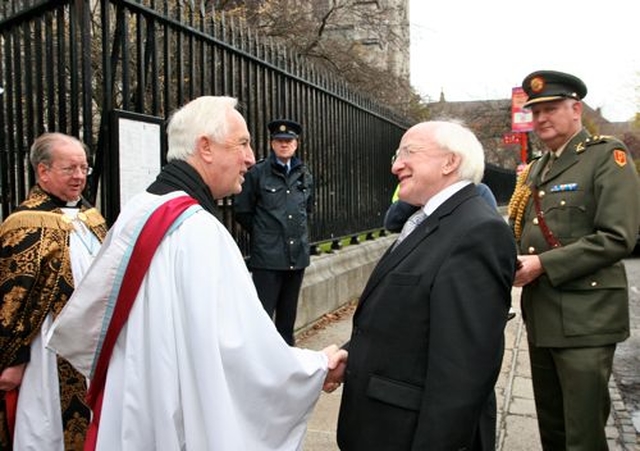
[337,184,517,450]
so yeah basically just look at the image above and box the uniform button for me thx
[286,190,290,194]
[270,188,276,192]
[538,190,546,198]
[290,240,294,244]
[288,214,293,219]
[591,281,597,287]
[533,218,539,225]
[560,200,566,206]
[528,246,536,254]
[289,265,294,269]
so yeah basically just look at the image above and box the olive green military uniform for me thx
[515,129,640,450]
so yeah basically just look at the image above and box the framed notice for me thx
[111,110,164,209]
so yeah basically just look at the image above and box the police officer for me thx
[508,70,640,450]
[234,119,314,345]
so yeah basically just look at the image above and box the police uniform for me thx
[509,71,640,450]
[233,119,314,345]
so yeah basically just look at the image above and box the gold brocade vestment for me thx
[0,185,107,450]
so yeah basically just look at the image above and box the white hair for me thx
[166,96,238,162]
[428,120,485,184]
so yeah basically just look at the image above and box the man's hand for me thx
[0,364,26,391]
[514,255,545,287]
[321,344,348,393]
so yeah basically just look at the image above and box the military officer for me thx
[508,70,640,450]
[233,119,314,345]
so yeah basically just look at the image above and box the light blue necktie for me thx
[393,209,427,250]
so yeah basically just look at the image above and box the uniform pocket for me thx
[261,184,284,210]
[559,264,629,336]
[543,190,590,239]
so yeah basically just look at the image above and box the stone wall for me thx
[295,235,396,332]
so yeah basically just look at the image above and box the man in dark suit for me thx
[337,121,517,450]
[509,70,640,450]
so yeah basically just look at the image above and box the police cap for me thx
[522,70,587,108]
[268,119,302,139]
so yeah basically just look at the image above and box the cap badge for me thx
[613,149,627,167]
[530,76,545,93]
[279,125,287,132]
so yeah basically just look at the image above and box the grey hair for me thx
[30,132,87,174]
[166,96,239,162]
[427,119,485,184]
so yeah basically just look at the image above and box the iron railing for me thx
[0,0,515,252]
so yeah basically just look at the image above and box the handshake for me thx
[321,345,348,393]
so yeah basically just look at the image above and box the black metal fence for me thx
[0,0,515,251]
[0,0,409,250]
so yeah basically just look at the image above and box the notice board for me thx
[111,110,164,209]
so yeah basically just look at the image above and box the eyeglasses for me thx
[48,165,93,176]
[391,146,430,164]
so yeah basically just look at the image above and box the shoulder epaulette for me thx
[571,135,618,154]
[584,134,623,146]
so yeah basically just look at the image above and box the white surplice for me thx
[13,314,63,451]
[47,191,328,451]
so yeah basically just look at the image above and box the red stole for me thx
[84,195,198,451]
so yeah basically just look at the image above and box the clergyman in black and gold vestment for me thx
[0,133,108,450]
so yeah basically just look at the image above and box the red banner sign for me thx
[503,132,521,145]
[511,87,533,132]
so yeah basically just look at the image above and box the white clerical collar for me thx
[62,208,101,258]
[422,180,472,216]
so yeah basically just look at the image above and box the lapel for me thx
[538,129,589,185]
[356,184,477,311]
[530,153,550,187]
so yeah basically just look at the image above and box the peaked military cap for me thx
[522,70,588,108]
[268,119,302,139]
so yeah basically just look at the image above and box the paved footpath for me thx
[297,287,640,451]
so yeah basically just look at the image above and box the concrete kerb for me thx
[497,302,527,450]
